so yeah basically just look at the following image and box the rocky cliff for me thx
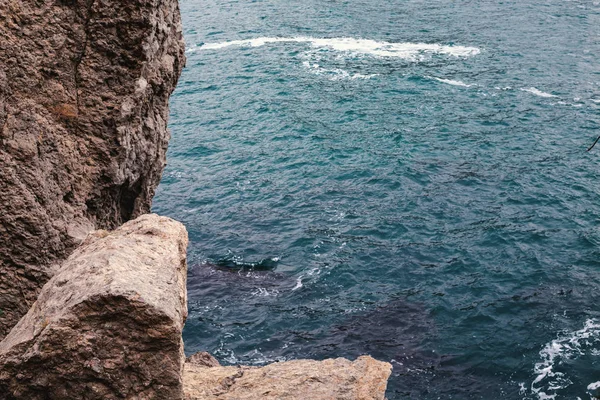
[0,0,185,338]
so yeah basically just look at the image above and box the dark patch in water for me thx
[317,299,478,399]
[259,298,472,398]
[207,255,280,271]
[266,297,513,399]
[188,261,295,294]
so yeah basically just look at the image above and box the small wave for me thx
[426,76,473,87]
[251,287,280,297]
[521,87,558,98]
[189,36,480,60]
[530,319,600,400]
[291,268,320,291]
[292,276,303,291]
[217,346,288,366]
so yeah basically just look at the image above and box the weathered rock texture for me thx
[0,214,189,400]
[183,354,392,400]
[0,0,185,338]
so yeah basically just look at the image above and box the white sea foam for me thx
[291,268,320,291]
[218,346,288,366]
[591,99,600,104]
[521,87,558,98]
[426,76,473,87]
[190,36,480,60]
[530,319,600,400]
[588,381,600,391]
[251,287,279,297]
[588,381,600,399]
[292,276,303,291]
[302,61,378,81]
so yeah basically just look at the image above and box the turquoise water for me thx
[153,1,600,398]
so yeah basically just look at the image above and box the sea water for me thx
[153,0,600,398]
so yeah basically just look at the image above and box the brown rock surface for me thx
[0,214,189,400]
[183,355,392,400]
[187,352,222,368]
[0,0,185,338]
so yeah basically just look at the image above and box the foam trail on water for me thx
[521,87,557,98]
[189,37,481,59]
[426,76,473,87]
[302,61,378,81]
[530,319,600,400]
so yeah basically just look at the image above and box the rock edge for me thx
[0,214,189,400]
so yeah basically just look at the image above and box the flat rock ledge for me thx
[0,214,189,400]
[184,352,392,400]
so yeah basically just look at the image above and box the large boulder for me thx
[0,0,185,338]
[183,354,392,400]
[0,214,189,400]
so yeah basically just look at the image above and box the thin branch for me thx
[587,136,600,152]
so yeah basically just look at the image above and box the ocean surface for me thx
[152,1,600,398]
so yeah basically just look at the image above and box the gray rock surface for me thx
[0,0,185,339]
[0,214,189,400]
[183,355,392,400]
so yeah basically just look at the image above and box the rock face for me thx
[183,354,392,400]
[0,0,185,338]
[0,214,189,400]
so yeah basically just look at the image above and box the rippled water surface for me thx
[153,1,600,398]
